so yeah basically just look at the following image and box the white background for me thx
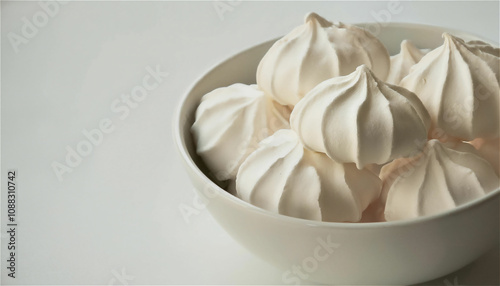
[1,1,499,285]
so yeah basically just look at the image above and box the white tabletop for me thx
[1,1,499,285]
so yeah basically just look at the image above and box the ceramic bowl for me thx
[174,23,500,285]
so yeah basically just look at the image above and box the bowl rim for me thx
[354,22,498,45]
[173,22,500,229]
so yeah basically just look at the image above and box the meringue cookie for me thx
[400,33,500,140]
[380,139,484,203]
[256,12,390,106]
[382,139,499,221]
[236,129,382,222]
[291,65,431,169]
[191,84,290,181]
[386,40,426,85]
[471,137,500,176]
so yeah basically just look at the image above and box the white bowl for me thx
[174,23,500,285]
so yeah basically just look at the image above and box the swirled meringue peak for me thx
[382,139,499,221]
[236,129,382,222]
[386,40,426,84]
[191,83,291,181]
[291,65,431,169]
[256,12,390,106]
[400,33,500,141]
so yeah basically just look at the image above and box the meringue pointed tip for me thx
[304,12,332,27]
[401,39,414,50]
[356,64,377,79]
[442,32,455,42]
[399,40,424,59]
[427,139,439,146]
[444,33,467,46]
[426,139,444,152]
[357,64,370,72]
[334,21,346,28]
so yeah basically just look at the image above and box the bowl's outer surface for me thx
[174,23,500,285]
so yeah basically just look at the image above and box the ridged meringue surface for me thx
[291,65,431,169]
[400,33,500,140]
[236,129,382,222]
[466,40,500,83]
[191,83,290,181]
[256,12,390,106]
[386,40,426,84]
[382,139,499,221]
